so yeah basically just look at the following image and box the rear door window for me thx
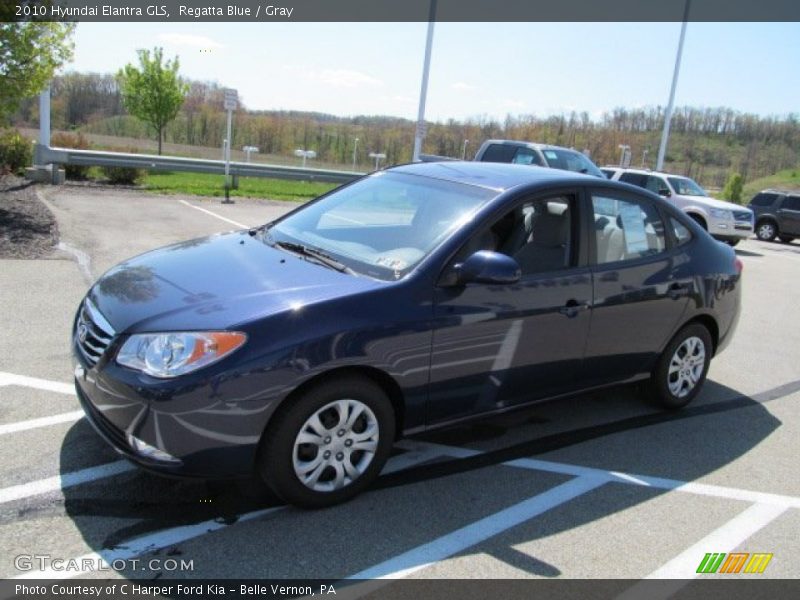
[619,173,648,188]
[782,196,800,211]
[479,144,518,163]
[591,192,667,264]
[750,193,779,207]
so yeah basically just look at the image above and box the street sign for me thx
[224,88,238,111]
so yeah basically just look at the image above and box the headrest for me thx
[532,209,569,247]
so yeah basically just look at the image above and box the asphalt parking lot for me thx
[1,184,799,587]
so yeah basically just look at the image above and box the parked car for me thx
[73,162,742,508]
[600,167,621,179]
[473,139,606,178]
[607,168,754,246]
[748,189,800,243]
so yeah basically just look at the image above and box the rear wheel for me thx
[258,376,395,509]
[725,239,740,247]
[756,220,777,242]
[647,323,712,410]
[778,236,795,244]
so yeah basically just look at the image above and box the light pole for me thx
[412,0,437,162]
[657,0,691,172]
[618,144,631,167]
[352,137,359,171]
[294,149,316,168]
[462,139,469,160]
[369,152,386,171]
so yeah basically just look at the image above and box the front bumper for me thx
[709,212,753,240]
[73,352,275,480]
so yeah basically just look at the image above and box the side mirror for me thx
[454,251,521,285]
[658,188,672,198]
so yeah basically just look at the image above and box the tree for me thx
[721,172,744,204]
[0,23,75,121]
[116,47,188,154]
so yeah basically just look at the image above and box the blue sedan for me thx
[73,162,742,508]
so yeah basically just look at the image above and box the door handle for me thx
[667,282,691,299]
[559,299,589,317]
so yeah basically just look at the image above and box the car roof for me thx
[390,160,597,192]
[482,139,582,153]
[614,167,691,179]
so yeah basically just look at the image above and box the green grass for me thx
[141,171,338,201]
[743,167,800,200]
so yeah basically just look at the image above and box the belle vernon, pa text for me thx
[46,4,295,18]
[15,584,337,597]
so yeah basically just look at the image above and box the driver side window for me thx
[456,195,574,276]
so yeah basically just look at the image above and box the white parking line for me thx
[409,441,800,509]
[0,372,74,395]
[178,200,250,229]
[8,445,448,578]
[0,461,134,505]
[0,410,84,436]
[347,475,608,579]
[616,503,787,600]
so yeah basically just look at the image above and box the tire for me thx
[779,236,795,244]
[725,239,740,247]
[258,376,395,509]
[647,323,713,410]
[755,220,777,242]
[689,214,707,230]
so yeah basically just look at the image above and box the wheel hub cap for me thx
[292,399,379,493]
[667,336,706,398]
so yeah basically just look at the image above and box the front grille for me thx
[733,210,753,223]
[75,299,115,367]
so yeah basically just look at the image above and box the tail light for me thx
[734,257,743,274]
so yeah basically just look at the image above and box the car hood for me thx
[87,231,384,333]
[677,194,752,212]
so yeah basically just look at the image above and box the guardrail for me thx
[418,153,459,163]
[33,144,365,185]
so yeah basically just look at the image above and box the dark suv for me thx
[748,190,800,243]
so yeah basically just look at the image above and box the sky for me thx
[68,22,800,122]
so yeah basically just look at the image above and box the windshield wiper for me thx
[273,240,353,274]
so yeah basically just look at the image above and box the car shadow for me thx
[734,248,763,257]
[55,377,791,579]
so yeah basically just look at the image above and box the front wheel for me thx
[647,323,713,410]
[258,376,395,509]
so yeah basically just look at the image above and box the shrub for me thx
[0,129,33,175]
[50,131,91,179]
[721,172,744,204]
[100,146,144,185]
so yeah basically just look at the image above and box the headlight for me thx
[117,331,247,378]
[709,208,730,219]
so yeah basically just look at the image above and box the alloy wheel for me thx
[757,222,776,241]
[667,336,706,398]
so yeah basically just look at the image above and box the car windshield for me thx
[667,176,707,196]
[266,172,497,280]
[540,148,604,178]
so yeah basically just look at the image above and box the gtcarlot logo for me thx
[696,552,773,574]
[14,554,194,573]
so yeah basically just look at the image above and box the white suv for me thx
[607,168,754,246]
